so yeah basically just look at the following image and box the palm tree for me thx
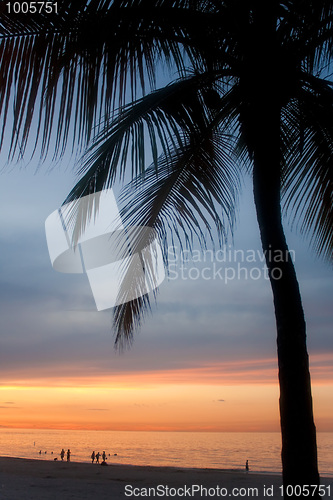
[1,1,332,495]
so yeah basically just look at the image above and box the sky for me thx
[0,150,332,433]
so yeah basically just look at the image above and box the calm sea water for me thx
[0,429,332,476]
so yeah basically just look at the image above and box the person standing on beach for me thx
[96,452,100,464]
[245,460,249,471]
[60,449,65,461]
[91,451,95,463]
[67,449,71,462]
[102,451,106,462]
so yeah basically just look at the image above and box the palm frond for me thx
[277,1,333,75]
[113,293,152,349]
[61,69,240,344]
[281,74,333,262]
[120,132,239,250]
[112,227,161,348]
[112,126,240,343]
[0,0,220,161]
[64,71,234,205]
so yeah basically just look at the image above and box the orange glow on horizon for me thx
[1,354,332,432]
[0,383,281,431]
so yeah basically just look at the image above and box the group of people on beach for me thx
[60,448,71,462]
[40,445,248,470]
[91,450,108,465]
[39,447,116,464]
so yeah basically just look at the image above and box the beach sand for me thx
[0,457,328,500]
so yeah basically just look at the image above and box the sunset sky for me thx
[0,157,332,432]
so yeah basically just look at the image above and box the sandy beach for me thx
[1,457,331,500]
[0,456,290,500]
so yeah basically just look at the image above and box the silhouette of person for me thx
[60,449,65,461]
[245,460,249,471]
[91,451,96,463]
[102,451,106,462]
[96,452,100,464]
[67,449,71,462]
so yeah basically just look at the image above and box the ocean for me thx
[0,429,332,476]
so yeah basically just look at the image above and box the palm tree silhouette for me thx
[1,1,332,495]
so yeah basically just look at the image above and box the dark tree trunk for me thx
[251,103,320,497]
[239,4,320,496]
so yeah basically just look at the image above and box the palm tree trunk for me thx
[252,102,320,497]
